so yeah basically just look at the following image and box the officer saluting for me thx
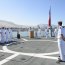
[57,21,65,63]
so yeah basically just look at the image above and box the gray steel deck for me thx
[0,37,65,65]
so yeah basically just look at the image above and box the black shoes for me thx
[56,57,65,64]
[56,59,63,64]
[56,57,63,64]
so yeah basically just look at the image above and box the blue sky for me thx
[0,0,65,26]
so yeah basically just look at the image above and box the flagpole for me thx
[48,6,52,37]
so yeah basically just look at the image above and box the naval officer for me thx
[37,29,41,38]
[4,28,7,43]
[54,28,57,38]
[0,28,1,42]
[6,28,9,43]
[9,28,12,42]
[34,30,37,38]
[57,21,65,63]
[1,27,5,44]
[45,28,48,38]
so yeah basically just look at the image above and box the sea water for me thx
[12,31,46,38]
[0,30,55,41]
[12,31,29,38]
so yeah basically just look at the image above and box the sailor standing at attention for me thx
[4,28,7,43]
[9,28,12,42]
[0,28,1,42]
[54,28,57,38]
[38,29,41,38]
[35,30,37,38]
[1,27,5,44]
[6,28,9,43]
[57,21,65,63]
[45,28,48,38]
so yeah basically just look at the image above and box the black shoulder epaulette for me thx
[62,26,65,28]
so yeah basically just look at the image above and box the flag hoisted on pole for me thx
[48,6,52,37]
[48,7,51,29]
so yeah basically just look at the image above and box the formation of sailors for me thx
[44,28,58,38]
[34,29,41,38]
[0,27,12,44]
[31,28,58,38]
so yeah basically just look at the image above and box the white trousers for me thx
[45,33,48,38]
[6,35,9,42]
[1,36,5,43]
[58,39,65,61]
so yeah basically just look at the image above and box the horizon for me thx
[0,20,58,26]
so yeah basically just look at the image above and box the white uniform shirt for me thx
[57,26,63,45]
[58,26,62,38]
[45,29,48,37]
[4,29,7,42]
[9,29,12,41]
[0,29,1,41]
[54,29,57,37]
[58,26,65,61]
[1,29,5,43]
[37,29,41,38]
[6,29,9,42]
[34,31,37,38]
[61,27,65,54]
[62,27,65,38]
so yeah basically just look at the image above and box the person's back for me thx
[60,27,65,54]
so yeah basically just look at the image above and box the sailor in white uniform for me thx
[45,28,48,38]
[1,27,5,44]
[9,28,12,42]
[34,30,37,38]
[6,28,9,43]
[57,21,65,63]
[4,28,7,43]
[0,28,1,42]
[54,28,57,38]
[38,29,41,38]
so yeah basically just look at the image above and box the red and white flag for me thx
[48,7,51,28]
